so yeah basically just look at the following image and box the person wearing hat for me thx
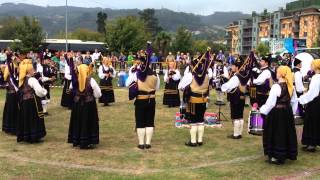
[2,53,19,135]
[98,56,116,106]
[68,64,102,149]
[298,60,320,152]
[260,66,298,165]
[126,48,160,150]
[212,54,229,102]
[293,58,305,118]
[253,55,274,107]
[163,60,181,107]
[178,51,213,147]
[221,58,246,139]
[17,59,47,143]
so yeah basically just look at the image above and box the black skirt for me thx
[302,96,320,146]
[135,98,156,128]
[187,102,207,124]
[60,80,73,108]
[68,100,99,148]
[163,79,180,107]
[263,106,297,161]
[230,99,245,119]
[2,92,19,135]
[17,97,46,143]
[99,78,115,104]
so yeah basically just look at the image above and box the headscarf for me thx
[311,59,320,72]
[18,59,33,87]
[77,64,89,92]
[277,66,294,97]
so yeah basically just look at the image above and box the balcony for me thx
[293,26,299,33]
[243,32,253,38]
[242,41,252,47]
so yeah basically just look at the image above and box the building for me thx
[225,0,320,55]
[225,22,240,54]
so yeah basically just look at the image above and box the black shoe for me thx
[270,159,285,165]
[305,147,316,152]
[104,103,110,106]
[185,141,197,147]
[137,145,145,150]
[145,144,151,149]
[227,135,241,139]
[197,142,203,146]
[44,112,49,116]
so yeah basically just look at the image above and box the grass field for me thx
[0,87,320,180]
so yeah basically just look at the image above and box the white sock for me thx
[239,119,244,135]
[233,120,240,137]
[145,127,154,145]
[42,103,48,113]
[190,125,198,143]
[197,124,205,143]
[137,128,146,145]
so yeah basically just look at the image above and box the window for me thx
[304,32,308,37]
[282,34,285,39]
[282,24,286,29]
[304,20,308,26]
[276,14,279,19]
[275,24,278,29]
[289,23,292,28]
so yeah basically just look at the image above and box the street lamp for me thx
[65,0,68,52]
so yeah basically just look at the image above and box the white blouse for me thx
[28,77,47,98]
[294,70,304,94]
[164,69,181,82]
[253,68,271,85]
[221,75,240,93]
[69,78,102,98]
[178,69,213,90]
[125,71,160,91]
[98,65,116,79]
[298,74,320,105]
[260,84,298,115]
[213,64,229,79]
[64,64,72,80]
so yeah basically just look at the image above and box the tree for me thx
[192,40,210,53]
[139,9,162,37]
[11,16,44,53]
[155,31,171,57]
[0,17,19,40]
[106,16,151,53]
[256,43,270,56]
[172,26,193,53]
[71,28,104,42]
[96,11,107,34]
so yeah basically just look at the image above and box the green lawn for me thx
[0,87,319,180]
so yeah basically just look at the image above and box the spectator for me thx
[127,52,134,67]
[119,52,127,70]
[150,53,159,71]
[43,48,52,59]
[83,51,92,65]
[92,49,101,63]
[59,55,66,85]
[51,52,60,64]
[217,50,225,62]
[0,49,7,64]
[227,53,235,65]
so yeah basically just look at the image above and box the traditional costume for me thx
[293,58,305,118]
[260,66,298,165]
[163,60,181,107]
[2,54,19,135]
[298,60,320,152]
[126,43,160,150]
[68,64,102,149]
[17,59,47,143]
[212,59,229,102]
[178,50,212,147]
[98,57,116,106]
[221,59,246,139]
[252,56,275,107]
[60,57,73,108]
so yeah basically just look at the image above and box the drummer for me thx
[221,58,245,139]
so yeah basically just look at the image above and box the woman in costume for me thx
[98,56,116,106]
[163,60,181,107]
[17,59,47,143]
[60,54,73,108]
[298,60,320,152]
[2,54,19,135]
[68,64,101,149]
[260,66,298,165]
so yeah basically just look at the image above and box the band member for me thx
[98,57,116,106]
[178,51,212,147]
[213,57,229,102]
[68,64,101,149]
[163,60,181,107]
[221,59,245,139]
[298,60,320,152]
[260,66,298,165]
[37,59,56,115]
[126,44,160,150]
[2,54,19,135]
[293,58,304,118]
[60,55,73,108]
[17,59,47,143]
[252,56,274,107]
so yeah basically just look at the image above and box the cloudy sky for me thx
[1,0,295,15]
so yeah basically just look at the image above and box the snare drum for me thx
[248,111,264,136]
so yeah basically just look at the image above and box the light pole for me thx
[65,0,68,52]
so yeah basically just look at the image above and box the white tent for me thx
[294,52,314,77]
